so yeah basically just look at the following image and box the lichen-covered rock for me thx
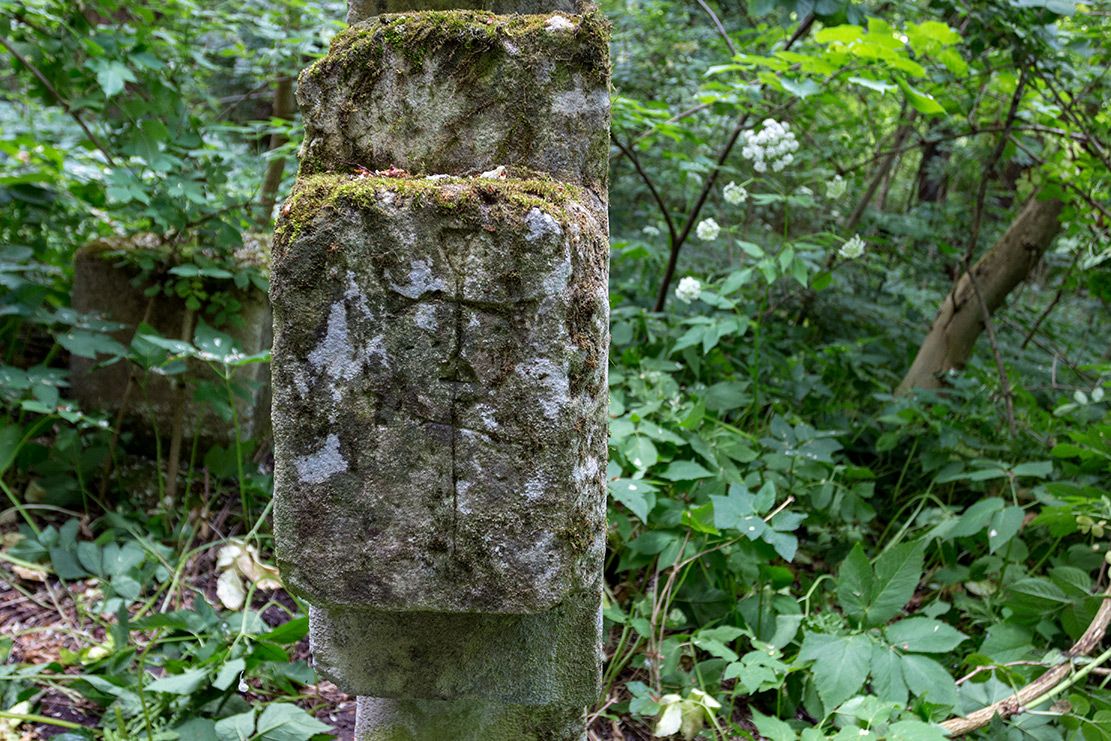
[348,0,592,23]
[309,590,601,703]
[70,237,271,444]
[297,11,610,192]
[271,173,608,614]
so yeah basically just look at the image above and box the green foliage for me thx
[0,0,1109,739]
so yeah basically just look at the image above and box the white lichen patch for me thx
[516,358,571,419]
[455,479,474,515]
[309,302,361,383]
[414,303,438,330]
[573,456,600,485]
[525,207,563,242]
[389,259,447,299]
[553,89,610,116]
[294,433,348,484]
[474,403,499,432]
[545,15,576,32]
[524,475,548,501]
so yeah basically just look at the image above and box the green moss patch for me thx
[275,171,584,248]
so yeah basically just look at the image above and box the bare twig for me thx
[694,0,738,56]
[611,136,679,247]
[967,271,1017,436]
[0,34,117,166]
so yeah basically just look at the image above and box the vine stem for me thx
[942,586,1111,736]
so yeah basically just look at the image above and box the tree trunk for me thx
[256,76,296,226]
[896,195,1064,394]
[916,136,950,203]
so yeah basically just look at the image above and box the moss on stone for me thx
[275,171,583,249]
[307,10,609,86]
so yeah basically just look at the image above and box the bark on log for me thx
[896,195,1063,394]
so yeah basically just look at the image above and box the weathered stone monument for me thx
[271,4,610,739]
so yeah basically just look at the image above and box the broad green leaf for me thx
[214,709,256,741]
[146,667,209,695]
[887,720,948,741]
[610,479,656,523]
[660,460,713,481]
[896,79,945,115]
[901,654,957,707]
[866,540,925,627]
[213,658,246,691]
[92,60,137,98]
[253,703,333,741]
[987,506,1024,553]
[1012,461,1053,478]
[870,643,907,705]
[751,709,797,741]
[836,543,872,622]
[798,633,871,710]
[885,618,967,653]
[625,435,658,471]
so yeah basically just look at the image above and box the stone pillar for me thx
[271,5,609,740]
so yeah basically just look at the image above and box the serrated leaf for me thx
[254,703,333,741]
[901,654,957,707]
[885,618,967,653]
[870,643,907,705]
[988,506,1024,553]
[799,633,871,710]
[866,540,925,627]
[836,543,873,622]
[146,667,209,695]
[661,460,713,481]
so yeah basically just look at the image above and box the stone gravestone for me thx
[271,5,610,739]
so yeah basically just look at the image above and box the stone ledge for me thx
[348,0,593,24]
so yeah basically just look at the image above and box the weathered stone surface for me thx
[348,0,591,24]
[348,0,595,23]
[355,696,587,740]
[71,237,271,443]
[309,589,601,703]
[271,173,609,614]
[297,11,610,191]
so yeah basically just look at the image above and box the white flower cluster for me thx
[740,119,799,173]
[723,181,748,205]
[839,234,866,260]
[695,218,720,241]
[826,174,847,199]
[675,277,702,303]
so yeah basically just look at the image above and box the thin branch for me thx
[611,135,678,247]
[961,67,1027,271]
[0,34,117,166]
[968,271,1017,436]
[694,0,738,56]
[1021,246,1082,349]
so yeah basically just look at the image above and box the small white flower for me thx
[723,181,748,205]
[838,234,866,260]
[1093,387,1105,403]
[826,174,847,199]
[753,160,767,173]
[675,277,702,303]
[642,224,661,237]
[695,218,720,241]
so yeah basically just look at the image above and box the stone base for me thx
[70,237,271,445]
[309,589,602,705]
[354,697,587,741]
